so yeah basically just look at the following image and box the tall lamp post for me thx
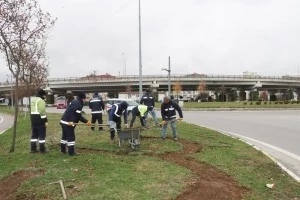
[162,56,171,96]
[138,0,143,98]
[122,52,126,77]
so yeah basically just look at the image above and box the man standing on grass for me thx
[89,93,105,131]
[30,89,48,153]
[60,92,91,156]
[161,96,183,141]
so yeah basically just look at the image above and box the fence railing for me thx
[45,74,300,84]
[1,74,300,86]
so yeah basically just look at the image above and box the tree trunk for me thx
[9,76,19,153]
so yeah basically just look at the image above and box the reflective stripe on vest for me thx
[60,120,75,127]
[114,104,121,117]
[91,111,103,114]
[90,99,101,102]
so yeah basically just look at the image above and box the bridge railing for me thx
[1,74,300,85]
[45,74,291,83]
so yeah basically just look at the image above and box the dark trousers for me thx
[91,113,103,130]
[61,125,76,155]
[31,125,46,152]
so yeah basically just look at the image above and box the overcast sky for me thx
[1,0,300,82]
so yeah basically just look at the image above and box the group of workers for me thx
[30,89,183,156]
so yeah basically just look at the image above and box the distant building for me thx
[82,73,116,81]
[243,71,258,78]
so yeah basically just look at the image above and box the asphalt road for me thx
[180,110,300,182]
[0,113,14,135]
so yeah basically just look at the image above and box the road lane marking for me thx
[200,125,300,182]
[0,115,13,135]
[225,131,300,162]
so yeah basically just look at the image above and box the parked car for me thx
[106,98,139,116]
[0,98,5,103]
[56,96,67,109]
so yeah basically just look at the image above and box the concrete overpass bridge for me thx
[1,74,300,96]
[45,74,300,94]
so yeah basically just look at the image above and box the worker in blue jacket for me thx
[108,101,128,141]
[161,96,183,141]
[88,93,105,131]
[60,92,91,156]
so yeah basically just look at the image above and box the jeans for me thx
[144,109,159,126]
[161,120,177,139]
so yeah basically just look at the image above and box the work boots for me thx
[61,143,66,154]
[30,142,38,153]
[68,146,78,156]
[39,143,47,153]
[110,128,115,141]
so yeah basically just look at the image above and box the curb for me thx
[200,125,300,183]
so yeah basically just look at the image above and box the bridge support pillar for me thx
[246,91,251,101]
[150,80,159,92]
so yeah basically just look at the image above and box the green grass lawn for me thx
[0,107,300,199]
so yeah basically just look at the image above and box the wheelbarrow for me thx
[117,129,141,150]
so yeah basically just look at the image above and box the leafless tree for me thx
[0,0,56,152]
[260,91,269,101]
[197,80,209,101]
[197,80,207,94]
[125,84,132,98]
[172,80,182,101]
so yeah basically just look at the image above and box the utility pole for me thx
[168,56,171,96]
[122,52,126,77]
[162,56,171,96]
[138,0,143,98]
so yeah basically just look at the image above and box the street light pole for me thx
[138,0,143,98]
[122,52,126,77]
[162,56,171,96]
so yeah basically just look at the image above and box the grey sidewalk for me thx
[0,113,14,135]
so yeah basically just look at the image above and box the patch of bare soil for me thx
[0,170,43,200]
[146,138,250,200]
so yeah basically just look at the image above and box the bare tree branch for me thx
[0,0,56,152]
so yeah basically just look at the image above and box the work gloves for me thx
[86,121,92,126]
[68,122,74,126]
[161,121,168,125]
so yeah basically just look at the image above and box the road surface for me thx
[0,113,14,135]
[181,110,300,182]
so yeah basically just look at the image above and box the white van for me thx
[106,98,139,116]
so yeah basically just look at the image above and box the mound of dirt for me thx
[0,170,43,200]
